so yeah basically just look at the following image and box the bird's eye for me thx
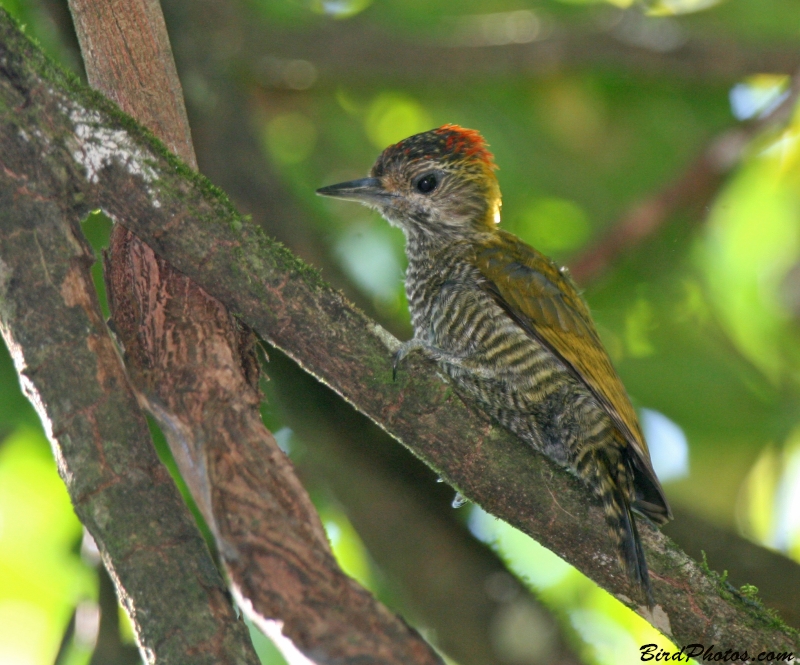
[415,173,438,194]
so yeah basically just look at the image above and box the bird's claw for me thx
[392,339,427,381]
[392,348,405,382]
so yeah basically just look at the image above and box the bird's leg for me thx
[393,338,440,380]
[393,338,474,380]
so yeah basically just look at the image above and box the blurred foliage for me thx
[0,428,92,665]
[1,0,799,663]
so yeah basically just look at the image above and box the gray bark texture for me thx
[0,5,797,657]
[0,15,261,665]
[62,1,443,664]
[266,349,586,665]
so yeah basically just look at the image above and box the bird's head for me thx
[317,125,501,239]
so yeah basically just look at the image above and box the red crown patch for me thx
[434,124,496,169]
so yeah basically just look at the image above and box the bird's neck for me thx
[404,227,439,264]
[404,226,496,282]
[404,228,451,268]
[404,222,490,263]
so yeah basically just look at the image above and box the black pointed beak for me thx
[316,177,394,205]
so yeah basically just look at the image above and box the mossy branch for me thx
[0,6,796,653]
[12,1,444,662]
[0,14,260,665]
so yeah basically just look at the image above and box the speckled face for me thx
[368,125,502,236]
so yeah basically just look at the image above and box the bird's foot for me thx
[392,338,434,381]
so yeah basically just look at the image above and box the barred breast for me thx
[404,236,657,604]
[405,241,616,469]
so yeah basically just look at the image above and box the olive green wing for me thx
[475,231,670,523]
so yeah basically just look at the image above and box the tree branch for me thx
[62,1,441,662]
[0,9,797,652]
[266,347,585,665]
[0,52,259,665]
[663,508,800,630]
[570,71,800,283]
[67,0,196,167]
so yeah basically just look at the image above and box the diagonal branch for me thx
[0,66,260,665]
[61,1,443,663]
[570,71,800,283]
[0,8,797,653]
[266,348,586,665]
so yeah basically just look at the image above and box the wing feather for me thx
[475,231,671,523]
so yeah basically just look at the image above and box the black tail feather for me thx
[591,450,655,608]
[623,496,654,608]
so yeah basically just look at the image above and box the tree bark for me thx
[0,41,259,665]
[57,1,445,662]
[266,347,585,665]
[0,8,797,654]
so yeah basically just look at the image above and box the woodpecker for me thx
[317,124,671,605]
